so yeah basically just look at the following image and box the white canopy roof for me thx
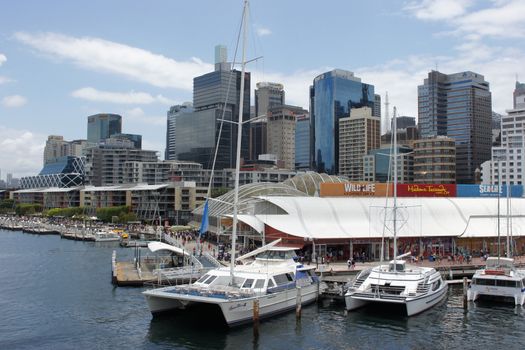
[147,241,190,256]
[241,196,525,239]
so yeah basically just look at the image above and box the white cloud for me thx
[0,54,6,66]
[0,126,46,177]
[2,95,27,108]
[256,27,272,36]
[0,76,13,84]
[124,107,165,126]
[406,0,525,39]
[14,32,213,90]
[71,87,176,105]
[404,0,473,20]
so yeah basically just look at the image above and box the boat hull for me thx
[144,283,319,326]
[345,283,448,316]
[467,286,525,306]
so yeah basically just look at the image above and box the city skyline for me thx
[1,0,524,177]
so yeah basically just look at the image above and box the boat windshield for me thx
[256,250,296,260]
[389,263,405,272]
[486,258,514,269]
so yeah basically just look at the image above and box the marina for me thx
[2,227,525,349]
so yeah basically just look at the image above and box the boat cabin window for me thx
[495,280,519,288]
[389,263,405,272]
[432,280,441,291]
[267,279,276,288]
[473,278,494,286]
[256,250,297,260]
[203,275,217,285]
[254,279,265,289]
[242,279,254,288]
[273,273,294,286]
[197,274,210,283]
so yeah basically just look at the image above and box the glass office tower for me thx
[418,70,492,183]
[310,69,376,175]
[87,113,122,144]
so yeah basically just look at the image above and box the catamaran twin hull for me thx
[144,284,319,326]
[345,283,448,316]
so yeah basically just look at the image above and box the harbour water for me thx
[1,228,525,350]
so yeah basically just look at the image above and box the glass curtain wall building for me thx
[418,71,492,183]
[87,113,122,144]
[295,114,311,171]
[310,69,376,175]
[165,104,193,160]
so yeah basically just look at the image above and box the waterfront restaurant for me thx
[193,179,525,261]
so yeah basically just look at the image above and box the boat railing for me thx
[353,268,372,288]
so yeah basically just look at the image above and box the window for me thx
[197,274,210,283]
[242,279,254,288]
[254,279,265,289]
[204,275,217,284]
[273,274,291,285]
[267,279,276,288]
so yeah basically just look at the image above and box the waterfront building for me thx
[165,103,193,160]
[339,107,380,180]
[310,69,377,175]
[87,113,122,144]
[413,136,456,183]
[363,146,413,183]
[267,105,307,170]
[481,81,525,185]
[418,70,492,183]
[295,114,311,171]
[123,160,209,187]
[20,156,85,189]
[250,82,285,160]
[177,45,250,169]
[84,145,158,186]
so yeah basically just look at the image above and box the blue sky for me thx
[0,0,524,178]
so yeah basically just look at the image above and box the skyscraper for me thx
[418,70,492,183]
[295,114,310,171]
[176,46,250,169]
[165,103,193,160]
[338,107,380,180]
[250,82,285,160]
[310,69,377,175]
[267,105,307,170]
[87,113,122,144]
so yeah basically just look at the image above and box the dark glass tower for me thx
[310,69,376,175]
[418,70,492,183]
[174,46,250,169]
[87,113,122,144]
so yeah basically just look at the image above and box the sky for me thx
[0,0,524,178]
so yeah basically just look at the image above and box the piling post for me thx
[253,299,260,337]
[463,277,468,309]
[296,286,302,319]
[449,268,453,280]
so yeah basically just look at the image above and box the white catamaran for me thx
[467,157,525,305]
[345,107,447,316]
[143,0,321,326]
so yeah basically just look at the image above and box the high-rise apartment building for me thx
[338,107,380,180]
[250,82,285,160]
[87,113,122,144]
[418,70,492,183]
[267,105,307,170]
[165,103,193,160]
[413,136,456,184]
[175,46,250,169]
[310,69,377,175]
[481,81,525,185]
[363,146,414,183]
[43,136,87,165]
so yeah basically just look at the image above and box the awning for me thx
[147,241,190,256]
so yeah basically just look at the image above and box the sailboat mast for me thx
[229,0,248,284]
[497,160,501,265]
[393,106,398,271]
[506,149,511,258]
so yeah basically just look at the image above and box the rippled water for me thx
[1,229,524,350]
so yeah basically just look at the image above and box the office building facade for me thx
[418,70,492,183]
[295,114,311,171]
[339,107,380,180]
[310,69,377,175]
[413,136,456,184]
[165,104,193,160]
[87,113,122,144]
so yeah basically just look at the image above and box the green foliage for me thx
[15,203,43,216]
[45,207,85,218]
[118,212,137,223]
[211,187,229,198]
[95,206,131,223]
[0,199,15,213]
